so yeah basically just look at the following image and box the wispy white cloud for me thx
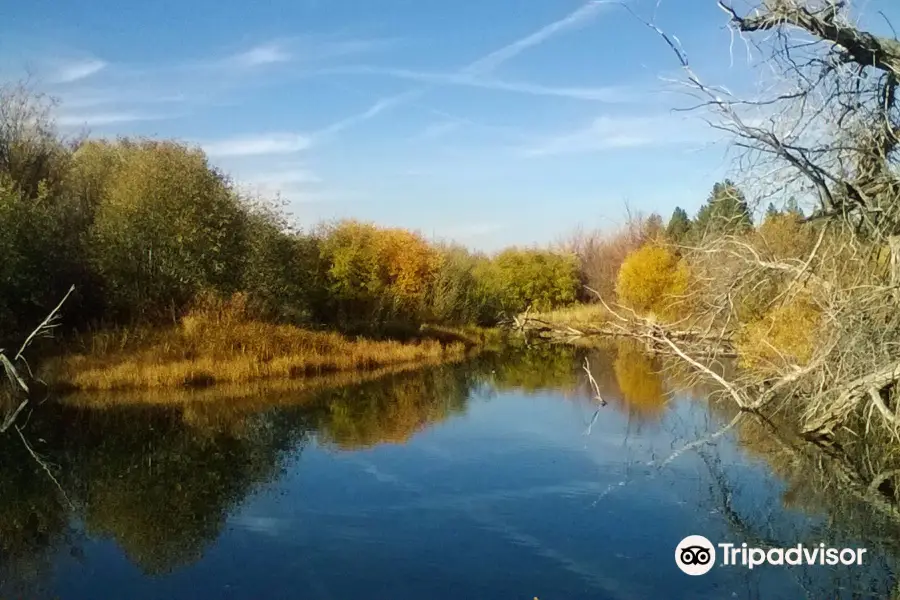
[245,167,322,187]
[236,165,325,204]
[303,36,401,61]
[37,35,397,129]
[58,89,188,109]
[325,66,636,102]
[223,35,397,70]
[204,90,416,163]
[53,58,107,83]
[304,3,618,141]
[462,1,611,76]
[228,43,292,68]
[56,111,166,127]
[315,90,421,138]
[202,133,313,157]
[521,114,712,157]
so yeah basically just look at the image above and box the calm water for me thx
[3,344,900,599]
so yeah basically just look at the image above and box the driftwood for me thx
[512,286,736,359]
[1,286,77,511]
[802,361,900,440]
[1,285,75,432]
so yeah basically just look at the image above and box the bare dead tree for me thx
[659,2,900,238]
[601,0,900,439]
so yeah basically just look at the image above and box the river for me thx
[2,343,898,599]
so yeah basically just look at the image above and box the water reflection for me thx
[2,342,900,598]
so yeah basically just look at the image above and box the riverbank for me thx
[43,309,498,393]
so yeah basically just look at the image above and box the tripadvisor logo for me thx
[675,536,867,575]
[676,535,716,576]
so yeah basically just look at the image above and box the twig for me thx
[15,284,75,361]
[583,357,607,406]
[0,399,28,433]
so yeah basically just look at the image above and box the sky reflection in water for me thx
[2,344,898,599]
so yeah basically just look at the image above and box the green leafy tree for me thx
[88,140,249,322]
[241,212,326,325]
[481,248,580,314]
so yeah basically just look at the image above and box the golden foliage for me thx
[560,214,660,301]
[376,227,440,308]
[736,295,823,373]
[616,244,689,320]
[756,213,818,261]
[613,341,667,419]
[50,294,467,391]
[318,220,440,322]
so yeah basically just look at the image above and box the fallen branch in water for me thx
[0,399,28,433]
[16,424,75,510]
[513,286,737,359]
[654,412,746,469]
[582,357,606,407]
[1,285,75,431]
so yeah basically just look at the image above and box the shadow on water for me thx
[3,341,900,598]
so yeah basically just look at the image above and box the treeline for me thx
[568,175,880,381]
[560,178,793,303]
[0,85,580,342]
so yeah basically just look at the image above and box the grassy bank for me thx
[59,358,464,410]
[527,304,611,330]
[45,301,482,392]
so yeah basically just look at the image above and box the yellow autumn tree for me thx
[736,294,823,374]
[319,220,440,325]
[756,212,818,262]
[375,227,440,312]
[615,244,690,321]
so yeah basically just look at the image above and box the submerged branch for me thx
[15,425,75,511]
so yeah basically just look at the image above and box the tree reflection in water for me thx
[2,344,900,596]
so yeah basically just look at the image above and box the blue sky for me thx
[2,0,897,250]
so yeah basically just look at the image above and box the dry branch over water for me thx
[512,0,900,450]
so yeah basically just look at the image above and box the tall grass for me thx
[48,294,468,391]
[60,359,462,410]
[528,304,612,328]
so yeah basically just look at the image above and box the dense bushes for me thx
[86,140,250,322]
[736,294,823,374]
[0,86,580,342]
[316,220,442,328]
[481,247,580,314]
[429,245,498,326]
[616,244,689,321]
